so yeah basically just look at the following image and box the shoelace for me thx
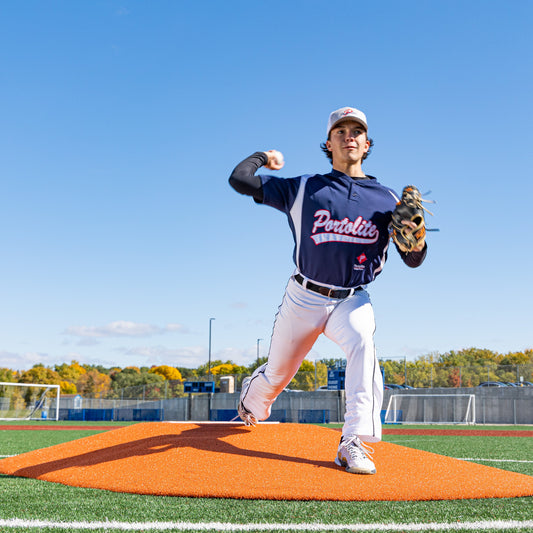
[231,402,257,426]
[231,413,256,426]
[242,414,256,427]
[241,403,257,426]
[343,436,374,460]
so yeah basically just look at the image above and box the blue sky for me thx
[0,1,531,372]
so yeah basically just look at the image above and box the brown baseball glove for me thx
[391,185,433,253]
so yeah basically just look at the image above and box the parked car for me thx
[478,381,508,387]
[514,381,533,387]
[384,383,404,389]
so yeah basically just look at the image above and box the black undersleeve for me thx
[228,152,268,202]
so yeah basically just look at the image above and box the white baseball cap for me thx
[327,107,368,136]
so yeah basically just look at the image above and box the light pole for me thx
[256,338,262,365]
[208,318,215,379]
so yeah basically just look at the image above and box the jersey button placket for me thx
[349,183,359,202]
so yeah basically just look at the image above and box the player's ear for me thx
[326,140,332,151]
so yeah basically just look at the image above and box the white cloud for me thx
[230,302,248,309]
[63,321,189,339]
[77,338,101,347]
[164,323,190,333]
[0,350,55,372]
[115,345,206,367]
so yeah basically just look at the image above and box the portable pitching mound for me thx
[0,422,532,501]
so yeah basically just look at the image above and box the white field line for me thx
[1,519,533,531]
[385,442,533,464]
[3,454,530,463]
[455,457,533,463]
[3,452,531,463]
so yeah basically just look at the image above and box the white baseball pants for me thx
[241,275,383,442]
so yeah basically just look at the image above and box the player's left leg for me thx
[324,290,383,474]
[324,290,382,442]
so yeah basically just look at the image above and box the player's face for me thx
[327,120,370,166]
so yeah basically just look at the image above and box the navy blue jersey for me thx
[259,170,399,287]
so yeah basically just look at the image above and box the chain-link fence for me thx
[108,380,185,401]
[382,363,533,388]
[80,363,533,400]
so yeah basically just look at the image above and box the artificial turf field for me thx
[0,421,532,532]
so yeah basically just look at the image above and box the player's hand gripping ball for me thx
[264,150,285,170]
[391,185,429,253]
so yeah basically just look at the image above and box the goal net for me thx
[384,394,476,425]
[0,382,60,421]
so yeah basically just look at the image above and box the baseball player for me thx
[228,107,427,474]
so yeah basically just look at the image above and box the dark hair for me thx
[320,137,374,163]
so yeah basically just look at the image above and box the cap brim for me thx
[329,117,367,134]
[330,117,368,131]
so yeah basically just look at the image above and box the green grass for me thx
[386,435,533,475]
[0,420,135,426]
[1,423,532,532]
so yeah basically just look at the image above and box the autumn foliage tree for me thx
[2,347,532,399]
[19,364,61,385]
[0,368,16,383]
[60,381,78,394]
[149,365,183,381]
[210,363,248,376]
[289,360,327,391]
[55,361,87,383]
[76,370,111,398]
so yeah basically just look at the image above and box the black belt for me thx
[294,273,361,299]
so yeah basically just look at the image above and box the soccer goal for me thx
[0,382,60,421]
[384,394,476,425]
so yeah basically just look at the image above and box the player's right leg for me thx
[238,277,327,423]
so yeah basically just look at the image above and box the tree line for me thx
[0,347,531,397]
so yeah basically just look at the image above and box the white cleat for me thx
[334,435,376,474]
[237,377,257,426]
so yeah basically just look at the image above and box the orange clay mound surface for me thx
[1,422,532,501]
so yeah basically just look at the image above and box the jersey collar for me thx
[328,169,377,182]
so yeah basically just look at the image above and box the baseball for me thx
[265,149,284,169]
[271,150,284,164]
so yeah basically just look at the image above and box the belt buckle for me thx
[318,286,331,297]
